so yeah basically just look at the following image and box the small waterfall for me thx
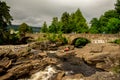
[31,65,57,80]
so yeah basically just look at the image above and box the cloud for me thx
[2,0,116,27]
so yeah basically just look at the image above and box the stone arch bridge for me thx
[64,34,120,44]
[27,33,120,44]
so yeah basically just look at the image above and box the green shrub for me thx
[57,32,68,44]
[37,34,48,42]
[74,38,90,48]
[47,33,68,45]
[9,34,19,44]
[112,65,120,74]
[113,39,120,44]
[47,33,57,43]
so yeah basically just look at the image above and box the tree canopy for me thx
[41,8,88,33]
[89,0,120,34]
[0,1,13,44]
[41,1,120,34]
[0,1,12,29]
[41,21,48,33]
[115,0,120,15]
[18,23,32,37]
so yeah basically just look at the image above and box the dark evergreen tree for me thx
[60,12,71,33]
[41,21,48,33]
[74,9,88,33]
[49,17,60,33]
[69,13,76,32]
[89,18,100,33]
[0,1,12,29]
[0,1,13,44]
[115,0,120,15]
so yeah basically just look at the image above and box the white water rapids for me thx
[30,65,57,80]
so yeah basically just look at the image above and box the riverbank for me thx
[0,41,120,80]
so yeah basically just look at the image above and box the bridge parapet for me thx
[65,34,120,44]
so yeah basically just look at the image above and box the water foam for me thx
[31,65,57,80]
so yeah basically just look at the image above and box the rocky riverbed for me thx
[0,41,120,80]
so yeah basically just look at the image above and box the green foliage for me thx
[112,65,120,74]
[57,32,68,44]
[9,30,20,44]
[47,32,68,45]
[90,9,120,34]
[0,29,8,44]
[41,21,48,33]
[18,22,33,42]
[73,38,90,48]
[28,27,33,33]
[60,12,71,33]
[89,18,99,33]
[113,39,120,44]
[74,9,88,33]
[47,8,88,33]
[0,1,13,29]
[115,0,120,15]
[47,33,57,43]
[19,23,31,34]
[0,1,13,44]
[106,18,120,33]
[49,17,60,33]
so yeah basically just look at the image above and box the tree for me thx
[103,10,119,19]
[60,12,71,33]
[49,17,60,33]
[0,1,12,29]
[90,10,120,34]
[0,1,13,44]
[18,23,31,37]
[41,21,48,33]
[74,9,88,33]
[28,27,33,33]
[69,13,76,32]
[47,8,88,33]
[89,18,100,33]
[115,0,120,15]
[106,18,120,33]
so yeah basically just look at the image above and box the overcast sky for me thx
[2,0,116,27]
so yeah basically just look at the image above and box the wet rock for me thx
[55,71,65,80]
[62,74,84,80]
[0,57,12,68]
[0,73,13,80]
[84,72,120,80]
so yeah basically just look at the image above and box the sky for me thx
[2,0,116,27]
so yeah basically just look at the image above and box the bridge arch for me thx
[71,37,90,47]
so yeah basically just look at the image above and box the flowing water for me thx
[30,65,57,80]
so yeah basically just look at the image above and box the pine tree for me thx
[49,17,60,33]
[0,1,12,29]
[74,9,88,33]
[0,1,13,44]
[115,0,120,15]
[41,21,48,33]
[60,12,71,33]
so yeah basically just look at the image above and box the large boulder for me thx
[82,43,120,71]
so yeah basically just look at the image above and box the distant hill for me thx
[8,25,41,33]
